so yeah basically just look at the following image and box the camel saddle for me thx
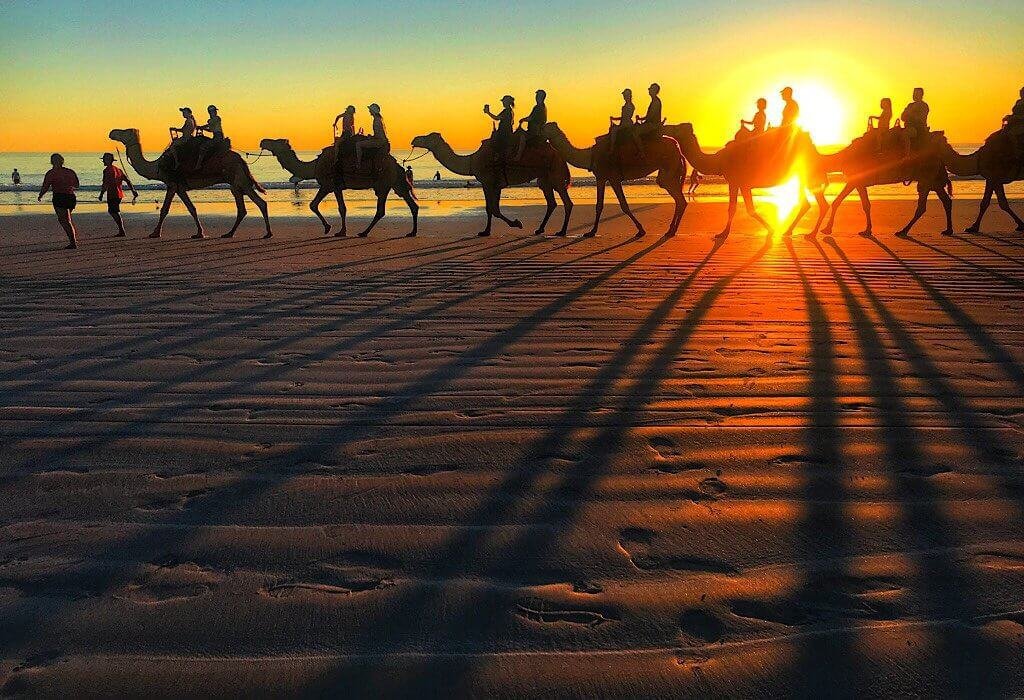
[480,138,558,169]
[334,135,389,175]
[595,132,647,168]
[158,135,233,179]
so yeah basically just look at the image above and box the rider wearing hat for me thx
[484,95,516,158]
[609,88,636,150]
[168,107,196,171]
[196,104,225,167]
[355,103,389,170]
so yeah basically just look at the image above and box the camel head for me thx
[108,128,140,146]
[411,132,443,151]
[259,138,292,155]
[542,122,567,141]
[670,123,695,140]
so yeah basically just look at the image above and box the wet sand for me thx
[2,199,1024,697]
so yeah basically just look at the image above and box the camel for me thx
[259,138,418,237]
[542,122,687,237]
[819,129,953,237]
[108,128,271,240]
[409,132,572,237]
[941,128,1024,233]
[667,124,829,238]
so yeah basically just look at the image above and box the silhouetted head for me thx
[781,87,793,100]
[101,153,115,166]
[411,132,442,149]
[501,95,515,108]
[649,83,660,96]
[368,103,381,115]
[207,105,218,114]
[259,138,291,153]
[1020,86,1024,98]
[50,153,64,167]
[756,97,767,110]
[345,105,356,115]
[179,107,193,116]
[881,97,892,110]
[913,87,924,101]
[622,88,632,101]
[535,89,546,103]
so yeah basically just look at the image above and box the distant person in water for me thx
[687,170,703,196]
[633,83,663,157]
[484,95,515,157]
[355,103,389,169]
[196,104,224,167]
[168,107,196,170]
[334,105,356,140]
[433,170,442,181]
[867,97,892,152]
[515,89,547,161]
[609,88,635,149]
[99,152,138,237]
[738,98,767,139]
[38,153,79,249]
[779,87,799,129]
[900,87,929,156]
[11,168,20,185]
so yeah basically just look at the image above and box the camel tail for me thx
[244,161,267,194]
[946,179,953,197]
[560,159,572,188]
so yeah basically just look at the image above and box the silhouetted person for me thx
[484,95,515,158]
[1003,86,1024,129]
[738,97,767,139]
[515,89,547,161]
[868,97,892,152]
[433,170,442,181]
[196,104,224,167]
[38,153,79,249]
[687,170,703,196]
[900,87,929,156]
[609,88,635,149]
[634,83,662,157]
[168,107,196,171]
[355,103,389,169]
[99,152,137,237]
[780,87,799,129]
[334,105,356,140]
[406,165,414,181]
[11,168,20,185]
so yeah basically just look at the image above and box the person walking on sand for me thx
[99,152,138,237]
[12,168,21,186]
[38,153,79,249]
[406,165,414,182]
[687,170,703,197]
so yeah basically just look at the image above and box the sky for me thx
[1,0,1021,152]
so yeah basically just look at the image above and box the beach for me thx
[2,199,1024,697]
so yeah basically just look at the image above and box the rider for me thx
[900,87,929,156]
[779,87,800,130]
[484,95,515,159]
[195,104,224,167]
[334,105,356,141]
[633,83,663,158]
[609,88,636,149]
[515,89,547,161]
[867,97,892,152]
[1003,86,1024,129]
[168,107,197,171]
[738,97,767,139]
[355,103,389,170]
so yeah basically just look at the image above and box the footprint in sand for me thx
[265,562,395,598]
[728,575,901,626]
[514,598,615,627]
[678,608,726,643]
[121,561,224,604]
[618,529,739,575]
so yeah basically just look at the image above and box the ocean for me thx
[0,145,1018,217]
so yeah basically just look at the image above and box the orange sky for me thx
[1,2,1021,152]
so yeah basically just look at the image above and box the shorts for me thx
[52,192,76,211]
[106,197,122,214]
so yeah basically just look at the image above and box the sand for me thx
[2,198,1024,698]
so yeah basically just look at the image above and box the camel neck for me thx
[942,145,980,177]
[674,132,722,176]
[124,138,161,181]
[547,129,592,170]
[429,137,474,177]
[273,146,317,180]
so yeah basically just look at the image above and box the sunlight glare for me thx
[768,176,803,226]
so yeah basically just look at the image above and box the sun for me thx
[790,82,847,146]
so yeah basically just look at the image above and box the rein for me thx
[402,147,431,165]
[244,150,268,165]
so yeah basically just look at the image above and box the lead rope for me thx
[244,150,268,165]
[402,147,431,165]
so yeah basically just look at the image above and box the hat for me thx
[502,94,515,105]
[101,152,114,161]
[179,106,192,113]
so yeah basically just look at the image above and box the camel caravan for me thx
[105,85,1024,241]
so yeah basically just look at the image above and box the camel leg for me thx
[557,185,572,237]
[965,181,993,233]
[309,185,332,235]
[479,187,496,237]
[587,179,606,237]
[742,187,773,235]
[994,182,1024,231]
[717,184,738,239]
[536,180,556,236]
[358,188,388,237]
[895,192,928,237]
[782,189,811,238]
[400,187,419,238]
[150,188,176,239]
[491,188,523,230]
[221,190,247,239]
[249,187,272,239]
[807,188,828,238]
[611,180,645,238]
[855,187,874,237]
[821,181,856,236]
[173,189,204,239]
[936,185,954,236]
[334,188,348,237]
[657,171,687,237]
